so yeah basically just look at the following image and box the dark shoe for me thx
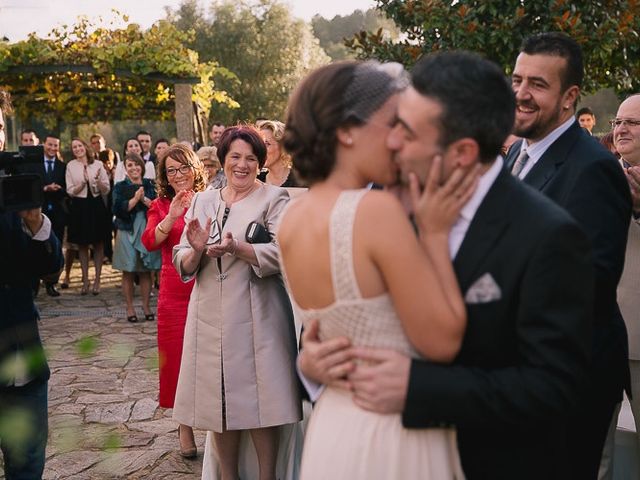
[178,425,197,458]
[45,284,61,297]
[144,313,155,322]
[127,315,138,323]
[60,282,69,289]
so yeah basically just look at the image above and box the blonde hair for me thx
[71,137,96,164]
[256,119,292,168]
[196,146,221,169]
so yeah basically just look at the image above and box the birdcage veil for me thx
[342,61,409,123]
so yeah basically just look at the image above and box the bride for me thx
[278,61,476,479]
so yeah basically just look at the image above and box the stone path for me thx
[0,264,204,479]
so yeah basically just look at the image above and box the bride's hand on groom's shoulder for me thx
[410,156,480,237]
[348,347,411,414]
[299,319,354,389]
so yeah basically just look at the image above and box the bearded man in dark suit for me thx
[506,33,631,479]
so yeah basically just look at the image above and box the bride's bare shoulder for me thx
[278,192,321,239]
[358,189,408,220]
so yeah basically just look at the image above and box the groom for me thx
[299,51,594,479]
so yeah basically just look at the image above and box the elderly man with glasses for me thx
[599,94,640,478]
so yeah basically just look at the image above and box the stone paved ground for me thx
[0,264,204,479]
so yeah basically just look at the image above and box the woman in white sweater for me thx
[66,138,111,295]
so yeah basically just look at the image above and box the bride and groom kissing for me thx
[279,35,626,480]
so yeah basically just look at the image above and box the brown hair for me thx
[217,125,267,169]
[283,61,359,184]
[71,137,96,164]
[157,143,207,198]
[98,148,115,165]
[124,152,146,177]
[600,132,620,158]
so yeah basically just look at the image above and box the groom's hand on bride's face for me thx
[348,347,410,414]
[299,319,354,389]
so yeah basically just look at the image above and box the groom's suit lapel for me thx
[453,168,512,292]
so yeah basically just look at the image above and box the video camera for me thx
[0,145,44,213]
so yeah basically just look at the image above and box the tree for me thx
[311,8,399,61]
[347,0,640,96]
[166,0,330,123]
[0,13,237,129]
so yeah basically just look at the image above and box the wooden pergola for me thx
[2,64,202,144]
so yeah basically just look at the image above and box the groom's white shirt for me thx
[300,157,504,401]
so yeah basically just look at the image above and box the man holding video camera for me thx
[0,89,62,479]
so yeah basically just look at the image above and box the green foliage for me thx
[0,12,237,128]
[0,406,35,462]
[103,431,122,451]
[166,0,330,124]
[75,335,99,358]
[311,8,399,61]
[347,0,640,96]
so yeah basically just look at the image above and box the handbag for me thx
[245,221,271,243]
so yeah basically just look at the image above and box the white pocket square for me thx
[465,273,502,304]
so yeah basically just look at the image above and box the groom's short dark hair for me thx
[411,51,515,163]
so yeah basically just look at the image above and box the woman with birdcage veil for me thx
[278,61,470,478]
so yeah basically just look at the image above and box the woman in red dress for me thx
[141,144,207,458]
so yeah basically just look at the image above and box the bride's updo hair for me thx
[284,60,408,185]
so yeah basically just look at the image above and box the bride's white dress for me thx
[289,189,464,479]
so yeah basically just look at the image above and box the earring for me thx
[345,138,353,145]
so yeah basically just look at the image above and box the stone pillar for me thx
[175,83,193,143]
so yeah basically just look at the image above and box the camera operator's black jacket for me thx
[0,212,63,387]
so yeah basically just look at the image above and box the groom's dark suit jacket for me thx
[402,169,594,479]
[506,123,631,403]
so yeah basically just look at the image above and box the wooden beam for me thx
[4,64,200,85]
[175,83,194,143]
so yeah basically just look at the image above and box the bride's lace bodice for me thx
[289,189,419,359]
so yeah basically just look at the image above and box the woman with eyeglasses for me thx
[112,153,161,322]
[172,125,301,479]
[141,144,207,458]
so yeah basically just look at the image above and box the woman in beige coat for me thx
[173,125,301,480]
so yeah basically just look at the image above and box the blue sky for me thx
[0,0,376,42]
